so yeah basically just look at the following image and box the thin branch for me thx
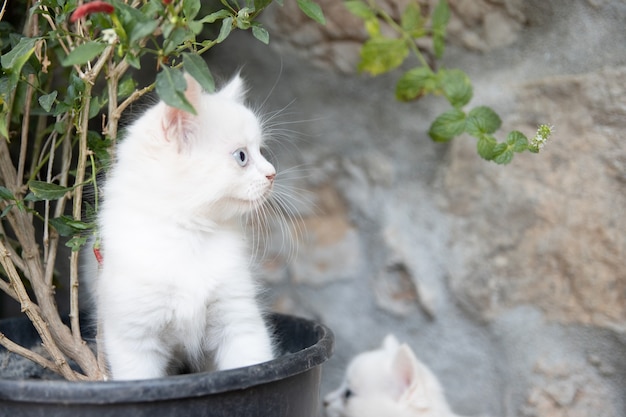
[0,0,7,21]
[68,45,115,343]
[39,5,86,78]
[44,134,72,287]
[16,78,35,189]
[0,332,59,373]
[1,138,104,380]
[42,115,57,263]
[0,241,83,380]
[0,221,27,277]
[0,278,18,301]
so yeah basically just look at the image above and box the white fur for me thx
[325,335,463,417]
[95,74,276,380]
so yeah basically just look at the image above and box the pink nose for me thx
[266,173,276,182]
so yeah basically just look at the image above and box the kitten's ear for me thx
[392,344,431,408]
[162,73,201,147]
[382,334,400,352]
[218,74,247,103]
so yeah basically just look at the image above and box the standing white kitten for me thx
[325,335,464,417]
[95,74,275,380]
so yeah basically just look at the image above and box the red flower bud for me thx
[70,1,115,23]
[163,0,173,4]
[93,247,104,265]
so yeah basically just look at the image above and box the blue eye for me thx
[233,148,248,167]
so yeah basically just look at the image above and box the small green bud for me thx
[236,8,251,29]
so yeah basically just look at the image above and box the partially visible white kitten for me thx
[325,335,464,417]
[95,74,276,380]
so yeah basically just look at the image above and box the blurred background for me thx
[208,0,626,416]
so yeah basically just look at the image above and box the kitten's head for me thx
[324,335,455,417]
[125,73,276,223]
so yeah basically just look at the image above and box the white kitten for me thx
[325,335,463,417]
[94,74,276,380]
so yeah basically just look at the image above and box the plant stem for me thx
[0,331,60,374]
[0,241,82,380]
[16,76,35,189]
[69,45,115,346]
[371,2,433,72]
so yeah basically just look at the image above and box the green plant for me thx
[0,0,323,381]
[345,0,553,164]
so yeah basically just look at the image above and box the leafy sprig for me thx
[345,0,553,164]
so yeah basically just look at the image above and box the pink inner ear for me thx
[162,74,202,146]
[392,345,416,390]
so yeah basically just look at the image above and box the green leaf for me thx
[163,27,191,55]
[1,37,36,87]
[0,37,36,70]
[506,130,529,152]
[344,1,375,20]
[431,0,450,33]
[28,180,73,200]
[296,0,326,25]
[431,0,450,58]
[38,91,57,112]
[401,3,424,36]
[395,67,435,101]
[125,53,141,70]
[50,215,92,235]
[433,34,445,59]
[117,76,136,99]
[48,216,78,237]
[199,10,231,24]
[466,106,501,136]
[155,66,196,114]
[252,25,270,44]
[66,235,89,252]
[183,53,215,92]
[492,143,514,165]
[476,134,497,160]
[129,20,159,44]
[358,38,409,76]
[0,186,15,202]
[0,115,8,140]
[61,41,107,67]
[439,69,472,108]
[88,94,107,119]
[183,0,201,20]
[88,130,112,164]
[23,192,38,202]
[1,205,13,219]
[364,18,381,37]
[216,17,233,43]
[428,109,466,142]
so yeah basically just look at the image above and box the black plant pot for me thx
[0,313,333,417]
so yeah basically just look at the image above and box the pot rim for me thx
[0,313,334,404]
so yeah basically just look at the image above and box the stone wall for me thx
[263,0,528,72]
[205,1,626,416]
